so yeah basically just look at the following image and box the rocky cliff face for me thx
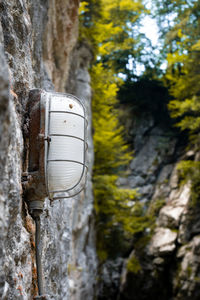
[0,1,96,299]
[98,107,200,300]
[117,112,188,300]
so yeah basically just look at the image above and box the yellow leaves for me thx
[98,43,114,56]
[127,255,141,274]
[91,63,119,110]
[164,2,200,136]
[177,28,188,40]
[79,1,89,15]
[91,58,140,258]
[176,160,200,186]
[101,0,143,17]
[191,40,200,51]
[167,51,187,68]
[96,22,134,56]
[79,0,144,58]
[119,0,141,10]
[167,35,200,134]
[169,96,200,131]
[177,117,200,131]
[168,97,200,118]
[100,22,122,37]
[177,28,182,39]
[79,0,147,259]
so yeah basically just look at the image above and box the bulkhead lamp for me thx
[22,89,88,298]
[24,89,87,216]
[46,91,86,200]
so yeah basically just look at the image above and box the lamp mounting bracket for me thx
[23,89,47,218]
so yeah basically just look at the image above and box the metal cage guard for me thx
[43,92,88,201]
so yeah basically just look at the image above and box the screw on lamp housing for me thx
[23,89,88,298]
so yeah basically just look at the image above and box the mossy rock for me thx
[127,254,141,274]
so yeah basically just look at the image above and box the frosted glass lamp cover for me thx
[43,91,87,200]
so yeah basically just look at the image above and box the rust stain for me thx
[10,89,18,99]
[25,216,35,234]
[17,285,23,296]
[24,215,38,297]
[18,272,23,279]
[69,103,73,109]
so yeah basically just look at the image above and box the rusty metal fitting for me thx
[38,133,45,141]
[28,200,44,218]
[44,136,51,143]
[23,89,47,215]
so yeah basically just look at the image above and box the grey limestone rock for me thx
[117,110,200,300]
[148,227,177,256]
[0,1,96,299]
[158,183,191,228]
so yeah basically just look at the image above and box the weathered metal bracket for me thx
[23,89,47,217]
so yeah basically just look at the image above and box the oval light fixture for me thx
[45,91,87,201]
[24,89,88,215]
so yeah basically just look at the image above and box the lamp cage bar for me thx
[42,91,88,201]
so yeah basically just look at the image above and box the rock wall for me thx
[117,112,187,300]
[119,112,200,299]
[97,106,200,299]
[0,1,96,299]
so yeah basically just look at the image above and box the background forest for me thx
[79,0,200,298]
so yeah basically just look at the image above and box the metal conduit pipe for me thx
[33,215,47,300]
[35,216,44,295]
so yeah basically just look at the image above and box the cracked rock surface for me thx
[98,109,200,300]
[0,1,96,299]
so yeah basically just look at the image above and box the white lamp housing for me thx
[44,91,87,200]
[24,89,87,212]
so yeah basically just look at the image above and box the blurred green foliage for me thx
[79,0,200,263]
[127,254,141,274]
[176,160,200,206]
[79,0,153,260]
[91,59,150,260]
[152,0,200,208]
[152,0,200,138]
[79,0,145,73]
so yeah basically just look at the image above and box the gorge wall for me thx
[0,1,96,299]
[98,105,200,300]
